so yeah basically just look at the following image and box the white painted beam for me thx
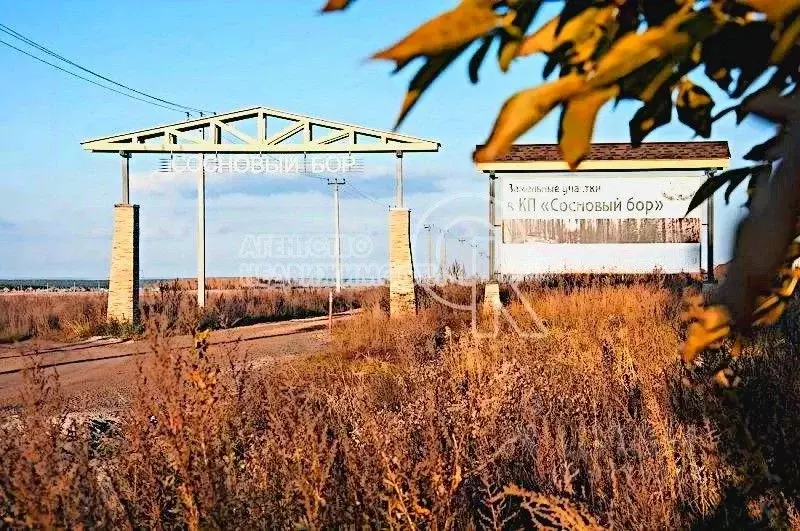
[265,122,304,146]
[82,106,440,154]
[213,119,256,144]
[84,142,439,154]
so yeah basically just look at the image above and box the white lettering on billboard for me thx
[499,174,705,221]
[495,172,709,275]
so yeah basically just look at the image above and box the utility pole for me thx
[470,243,477,279]
[441,230,448,280]
[457,238,467,280]
[478,252,488,279]
[329,178,346,293]
[197,112,206,308]
[458,238,467,259]
[423,224,433,281]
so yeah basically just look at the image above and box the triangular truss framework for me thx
[81,106,440,154]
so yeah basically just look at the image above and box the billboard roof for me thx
[487,141,730,163]
[475,141,731,172]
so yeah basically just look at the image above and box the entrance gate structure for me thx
[82,107,440,321]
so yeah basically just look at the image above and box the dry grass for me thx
[0,284,385,343]
[1,280,799,528]
[0,293,107,343]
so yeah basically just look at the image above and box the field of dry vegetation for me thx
[0,282,377,343]
[2,278,800,528]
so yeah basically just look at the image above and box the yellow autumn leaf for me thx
[474,74,585,163]
[740,0,800,22]
[372,0,513,66]
[682,304,731,367]
[188,370,208,390]
[713,368,739,388]
[569,8,620,65]
[637,62,678,102]
[709,66,729,82]
[517,7,610,59]
[752,295,786,326]
[518,16,559,56]
[498,40,522,73]
[677,78,712,108]
[771,14,800,63]
[321,0,353,12]
[786,241,800,262]
[497,1,543,72]
[395,46,467,128]
[776,270,800,297]
[588,7,716,91]
[559,85,620,169]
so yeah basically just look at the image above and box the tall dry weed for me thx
[1,281,798,528]
[0,284,384,343]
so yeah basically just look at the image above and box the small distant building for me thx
[476,141,731,278]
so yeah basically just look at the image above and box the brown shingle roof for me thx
[486,141,730,162]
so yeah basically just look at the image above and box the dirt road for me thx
[0,311,353,412]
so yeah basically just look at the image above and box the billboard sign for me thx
[496,172,707,275]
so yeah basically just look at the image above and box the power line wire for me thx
[0,31,402,207]
[303,173,329,181]
[343,182,389,208]
[0,38,191,113]
[0,23,211,114]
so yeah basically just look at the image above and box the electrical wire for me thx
[0,38,192,113]
[0,23,210,114]
[343,182,389,208]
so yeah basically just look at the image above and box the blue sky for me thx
[0,0,775,279]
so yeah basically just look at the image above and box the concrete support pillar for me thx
[197,156,206,308]
[108,204,140,323]
[483,281,502,313]
[388,208,416,315]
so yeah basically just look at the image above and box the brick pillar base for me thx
[483,281,502,313]
[107,204,140,323]
[388,208,416,316]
